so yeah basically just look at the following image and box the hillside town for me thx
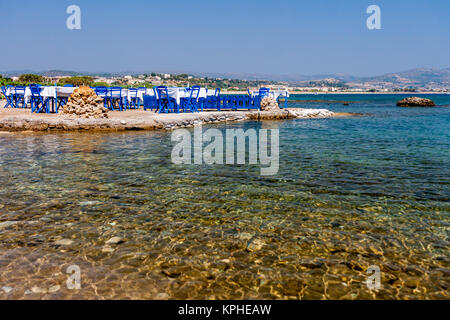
[1,69,449,93]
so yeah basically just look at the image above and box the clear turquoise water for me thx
[0,94,448,299]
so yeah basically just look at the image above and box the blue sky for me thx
[0,0,448,76]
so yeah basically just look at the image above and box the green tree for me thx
[58,76,94,86]
[91,82,110,87]
[19,74,44,83]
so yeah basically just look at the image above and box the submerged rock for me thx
[102,245,115,253]
[396,97,435,107]
[48,285,61,293]
[2,286,13,294]
[106,236,124,245]
[247,238,266,252]
[0,221,18,229]
[31,286,47,294]
[55,239,74,246]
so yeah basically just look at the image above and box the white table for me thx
[123,88,154,102]
[6,86,75,103]
[167,88,210,105]
[6,86,216,106]
[140,87,211,105]
[250,89,289,100]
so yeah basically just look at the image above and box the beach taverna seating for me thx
[1,86,14,108]
[143,88,158,111]
[127,88,139,109]
[30,84,50,113]
[94,86,109,109]
[180,85,200,113]
[155,86,178,113]
[108,87,127,111]
[1,84,288,114]
[11,86,26,108]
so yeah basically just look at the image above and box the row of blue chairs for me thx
[2,84,281,114]
[143,86,221,113]
[250,87,271,98]
[143,86,272,113]
[0,84,147,113]
[94,86,150,111]
[1,84,64,113]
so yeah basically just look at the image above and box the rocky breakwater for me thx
[396,96,435,107]
[248,106,335,120]
[62,86,109,118]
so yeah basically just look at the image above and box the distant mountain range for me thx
[2,68,449,89]
[193,68,450,88]
[355,68,450,88]
[1,69,114,78]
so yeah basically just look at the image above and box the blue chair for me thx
[143,88,158,111]
[127,88,139,109]
[180,86,200,112]
[13,86,27,108]
[30,84,50,113]
[259,87,270,98]
[217,93,255,111]
[1,86,14,108]
[211,88,221,110]
[94,87,109,109]
[198,92,207,111]
[56,86,72,110]
[108,87,126,111]
[137,87,148,108]
[155,86,177,113]
[252,95,263,110]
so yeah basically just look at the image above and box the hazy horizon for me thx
[1,67,449,81]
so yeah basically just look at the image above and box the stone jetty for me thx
[0,100,356,132]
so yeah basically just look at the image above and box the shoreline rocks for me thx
[0,109,358,133]
[396,97,435,107]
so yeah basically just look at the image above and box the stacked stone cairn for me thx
[62,86,109,118]
[260,97,280,111]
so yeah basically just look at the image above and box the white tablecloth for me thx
[6,86,75,103]
[6,86,216,105]
[250,90,289,100]
[122,88,153,102]
[138,87,211,104]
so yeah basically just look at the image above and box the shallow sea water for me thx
[0,94,449,299]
